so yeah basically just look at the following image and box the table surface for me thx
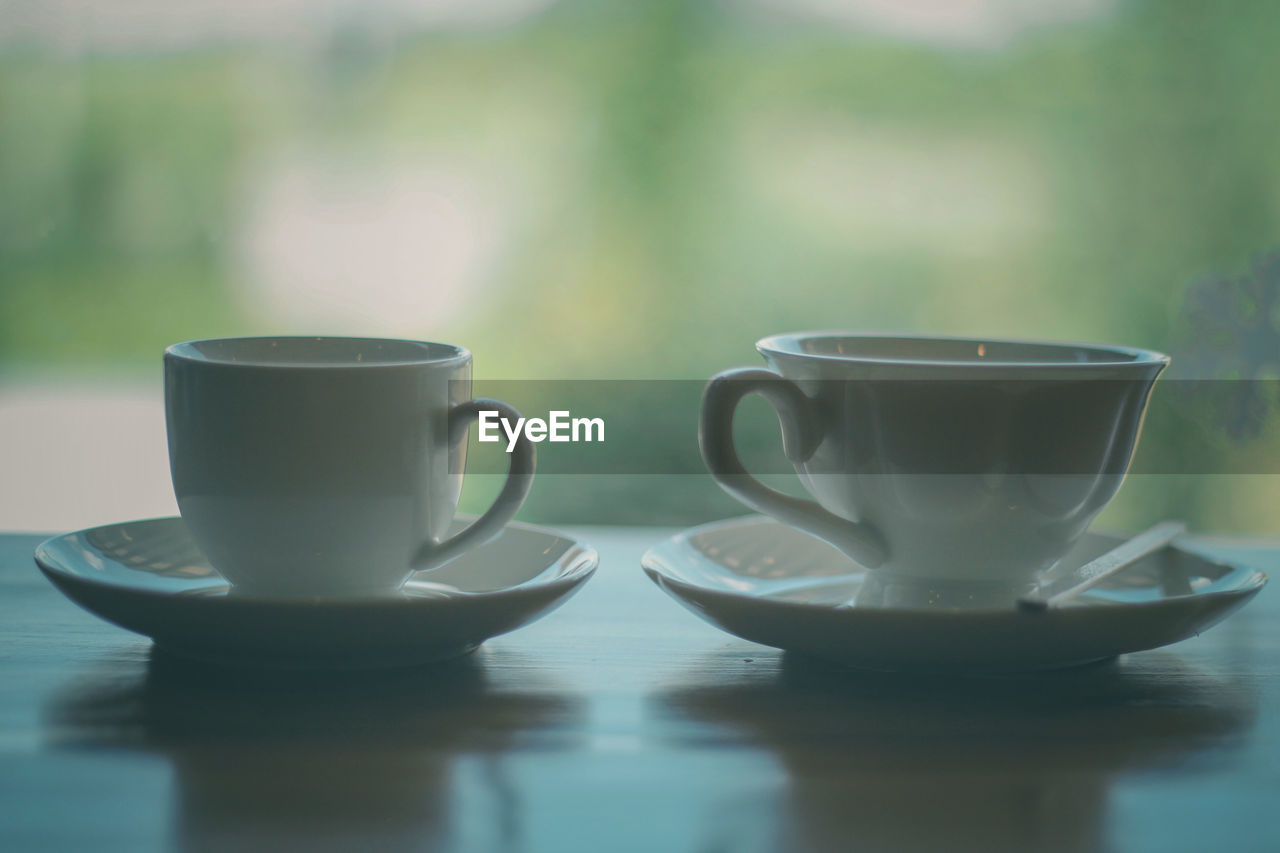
[2,526,1279,853]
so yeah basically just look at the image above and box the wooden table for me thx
[2,527,1278,852]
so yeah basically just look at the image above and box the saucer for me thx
[641,516,1267,672]
[35,516,597,669]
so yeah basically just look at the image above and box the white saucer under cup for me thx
[165,336,535,600]
[35,516,597,669]
[641,516,1267,672]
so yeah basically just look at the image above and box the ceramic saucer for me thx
[642,516,1267,672]
[35,515,596,669]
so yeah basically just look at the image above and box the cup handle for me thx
[699,368,888,568]
[413,398,536,569]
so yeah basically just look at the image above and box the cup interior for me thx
[758,332,1166,368]
[166,337,468,368]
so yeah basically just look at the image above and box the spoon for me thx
[1017,521,1186,612]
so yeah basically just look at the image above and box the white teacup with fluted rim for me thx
[700,332,1168,584]
[165,336,534,599]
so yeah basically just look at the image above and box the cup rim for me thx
[165,336,472,369]
[756,330,1170,370]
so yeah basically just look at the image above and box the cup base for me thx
[222,580,412,602]
[851,573,1038,610]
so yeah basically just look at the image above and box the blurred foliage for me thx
[2,0,1280,529]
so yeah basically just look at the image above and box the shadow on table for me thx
[652,650,1259,853]
[42,646,585,853]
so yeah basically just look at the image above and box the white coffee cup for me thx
[700,332,1168,583]
[165,336,534,599]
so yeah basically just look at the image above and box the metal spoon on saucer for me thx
[1017,521,1187,612]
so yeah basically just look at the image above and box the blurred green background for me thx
[2,0,1279,531]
